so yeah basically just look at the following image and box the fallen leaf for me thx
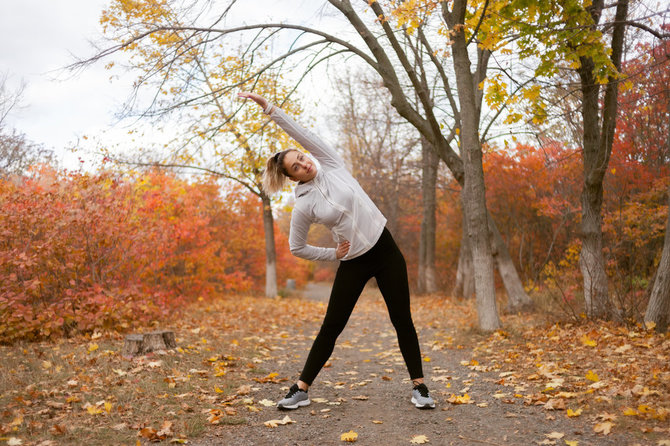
[259,399,275,407]
[264,415,295,428]
[8,438,22,446]
[352,395,369,401]
[594,421,614,435]
[544,398,566,410]
[580,335,596,347]
[410,434,429,444]
[546,432,564,439]
[585,370,599,382]
[340,430,358,442]
[564,441,579,446]
[88,343,99,353]
[567,408,583,417]
[372,420,383,424]
[446,394,472,405]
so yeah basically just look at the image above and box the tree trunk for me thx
[577,0,629,319]
[644,156,670,331]
[452,195,475,299]
[488,212,535,312]
[261,193,278,298]
[418,137,438,294]
[122,330,177,357]
[447,0,500,330]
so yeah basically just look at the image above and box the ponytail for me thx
[262,149,294,194]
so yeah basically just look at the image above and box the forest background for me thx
[0,0,669,444]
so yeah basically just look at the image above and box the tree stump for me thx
[122,330,177,357]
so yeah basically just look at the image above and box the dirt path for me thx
[191,284,645,446]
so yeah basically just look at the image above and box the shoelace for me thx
[414,384,430,398]
[285,385,301,398]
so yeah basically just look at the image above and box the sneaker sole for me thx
[277,399,311,410]
[411,397,435,409]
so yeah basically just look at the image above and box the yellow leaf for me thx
[340,430,358,442]
[87,405,103,415]
[88,343,99,353]
[447,394,472,405]
[622,407,637,416]
[410,434,429,444]
[215,386,224,393]
[644,321,656,330]
[546,432,564,439]
[423,357,431,362]
[42,360,52,369]
[104,402,113,413]
[637,404,654,414]
[565,441,579,446]
[567,408,583,417]
[594,421,614,435]
[585,370,599,382]
[580,335,596,347]
[372,420,383,424]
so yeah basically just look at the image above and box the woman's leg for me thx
[374,235,424,381]
[298,260,371,386]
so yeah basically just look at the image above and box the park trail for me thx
[190,283,643,446]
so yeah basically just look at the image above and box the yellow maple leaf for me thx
[86,405,103,415]
[580,335,596,347]
[410,434,429,444]
[585,370,599,382]
[447,393,472,404]
[340,430,358,442]
[567,408,583,417]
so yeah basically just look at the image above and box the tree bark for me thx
[488,212,535,312]
[452,195,475,299]
[444,0,500,330]
[418,137,438,294]
[577,0,629,319]
[644,149,670,331]
[261,192,278,298]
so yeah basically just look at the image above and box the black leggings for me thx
[299,227,424,385]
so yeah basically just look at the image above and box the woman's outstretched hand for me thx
[336,241,350,260]
[237,91,269,110]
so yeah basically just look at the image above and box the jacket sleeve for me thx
[289,207,338,262]
[267,106,345,170]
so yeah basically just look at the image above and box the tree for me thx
[418,136,438,293]
[89,1,308,297]
[79,0,566,328]
[0,74,53,176]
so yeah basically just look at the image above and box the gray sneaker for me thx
[277,383,310,410]
[411,383,435,409]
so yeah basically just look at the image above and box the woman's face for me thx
[283,150,316,183]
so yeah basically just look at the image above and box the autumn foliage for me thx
[0,167,309,343]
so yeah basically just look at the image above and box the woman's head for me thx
[262,149,316,194]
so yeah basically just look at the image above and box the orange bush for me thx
[0,167,305,342]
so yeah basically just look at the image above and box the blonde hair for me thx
[262,149,295,194]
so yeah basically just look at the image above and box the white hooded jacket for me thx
[266,105,387,262]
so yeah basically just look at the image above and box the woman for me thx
[238,91,435,410]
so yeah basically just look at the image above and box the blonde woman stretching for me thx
[238,91,435,410]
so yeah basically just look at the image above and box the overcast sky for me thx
[0,0,341,170]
